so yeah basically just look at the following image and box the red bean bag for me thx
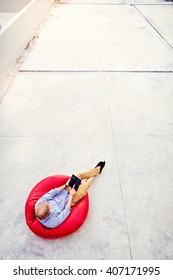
[25,175,89,239]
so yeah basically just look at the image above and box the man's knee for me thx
[76,173,83,180]
[72,191,86,206]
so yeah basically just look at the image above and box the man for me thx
[35,161,105,228]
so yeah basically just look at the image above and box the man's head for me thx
[35,203,50,220]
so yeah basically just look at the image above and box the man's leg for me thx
[76,166,100,181]
[71,167,100,206]
[71,176,96,206]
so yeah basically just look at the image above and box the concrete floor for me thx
[0,0,173,260]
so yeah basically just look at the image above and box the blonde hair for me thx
[35,203,50,220]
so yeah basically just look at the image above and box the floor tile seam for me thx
[59,3,131,6]
[133,5,173,50]
[59,3,173,6]
[112,134,173,137]
[128,0,172,5]
[131,4,173,5]
[18,70,173,73]
[0,135,113,138]
[94,5,104,75]
[101,69,133,259]
[112,134,133,260]
[1,135,173,138]
[103,83,133,259]
[93,5,117,163]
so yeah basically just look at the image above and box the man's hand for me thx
[69,188,76,196]
[67,188,76,207]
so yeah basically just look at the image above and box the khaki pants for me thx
[71,166,100,206]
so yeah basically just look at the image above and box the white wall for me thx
[0,0,31,12]
[0,0,55,84]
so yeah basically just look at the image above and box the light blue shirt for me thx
[35,188,71,228]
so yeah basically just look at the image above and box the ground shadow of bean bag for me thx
[25,175,89,239]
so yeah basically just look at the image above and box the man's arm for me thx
[67,188,76,207]
[57,184,67,192]
[35,184,67,208]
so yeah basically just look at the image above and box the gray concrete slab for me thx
[115,135,173,259]
[0,136,130,259]
[0,74,112,136]
[97,5,173,71]
[137,5,173,47]
[21,4,173,71]
[0,0,173,260]
[21,4,102,71]
[105,73,173,135]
